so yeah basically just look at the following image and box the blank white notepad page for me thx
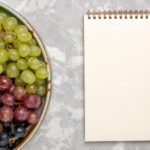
[84,14,150,141]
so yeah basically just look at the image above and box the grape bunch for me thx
[0,12,48,149]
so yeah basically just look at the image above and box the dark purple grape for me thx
[13,119,28,129]
[23,94,42,109]
[14,126,25,138]
[0,106,13,122]
[8,141,16,149]
[20,121,28,128]
[13,86,26,100]
[0,76,12,91]
[4,126,12,136]
[2,93,16,107]
[0,132,9,147]
[28,111,39,125]
[0,146,7,150]
[3,122,10,128]
[14,106,29,121]
[3,122,13,136]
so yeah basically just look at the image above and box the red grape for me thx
[2,93,16,107]
[23,94,42,109]
[0,122,3,134]
[0,106,13,122]
[27,111,39,125]
[14,106,29,121]
[7,84,15,94]
[13,86,26,100]
[0,76,12,91]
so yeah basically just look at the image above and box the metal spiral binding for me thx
[87,10,150,19]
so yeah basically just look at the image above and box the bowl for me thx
[0,2,51,150]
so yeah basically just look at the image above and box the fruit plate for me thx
[0,2,51,150]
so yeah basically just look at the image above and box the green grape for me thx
[28,39,36,45]
[16,58,28,70]
[26,84,36,93]
[15,25,28,34]
[4,34,14,43]
[2,63,6,72]
[13,39,22,49]
[28,57,41,70]
[6,63,20,78]
[0,63,6,74]
[15,77,26,86]
[39,61,46,68]
[18,44,30,57]
[0,13,7,24]
[0,49,8,64]
[21,70,36,84]
[3,17,17,31]
[0,64,6,73]
[36,67,48,79]
[0,64,3,74]
[17,31,32,42]
[0,25,2,31]
[30,45,41,57]
[36,85,46,96]
[0,39,5,48]
[35,79,46,85]
[8,49,20,61]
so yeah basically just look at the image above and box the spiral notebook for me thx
[84,10,150,141]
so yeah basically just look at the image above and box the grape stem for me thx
[9,136,17,143]
[26,125,33,132]
[7,43,13,49]
[0,31,16,37]
[0,31,15,49]
[0,31,6,38]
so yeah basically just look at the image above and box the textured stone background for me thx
[0,0,150,150]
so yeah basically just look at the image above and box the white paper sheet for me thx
[84,14,150,141]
